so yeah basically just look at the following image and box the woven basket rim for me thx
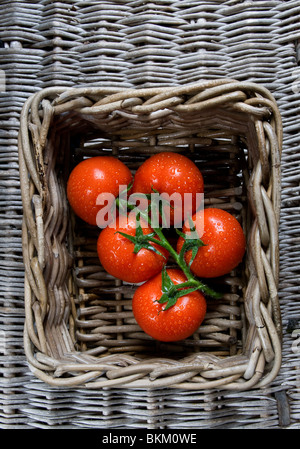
[19,79,282,390]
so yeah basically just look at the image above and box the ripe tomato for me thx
[177,208,246,278]
[97,214,169,284]
[132,269,207,342]
[67,156,133,226]
[132,152,204,226]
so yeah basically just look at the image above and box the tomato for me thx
[132,152,204,226]
[177,208,246,278]
[67,156,133,226]
[132,268,207,342]
[97,214,169,284]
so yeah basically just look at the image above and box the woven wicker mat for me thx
[1,0,300,429]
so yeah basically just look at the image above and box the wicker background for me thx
[1,0,300,429]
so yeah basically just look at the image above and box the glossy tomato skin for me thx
[67,156,133,226]
[132,269,207,342]
[97,215,169,284]
[177,208,246,278]
[132,152,204,226]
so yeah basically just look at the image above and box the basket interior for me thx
[41,105,256,363]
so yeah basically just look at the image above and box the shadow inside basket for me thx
[45,108,250,362]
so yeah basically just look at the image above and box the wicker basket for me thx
[18,79,282,390]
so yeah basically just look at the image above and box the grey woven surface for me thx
[0,0,300,429]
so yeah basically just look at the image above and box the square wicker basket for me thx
[19,79,282,390]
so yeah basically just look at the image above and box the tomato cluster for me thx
[67,152,246,342]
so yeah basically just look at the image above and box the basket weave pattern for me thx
[19,79,282,390]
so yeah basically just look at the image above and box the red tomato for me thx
[177,208,246,278]
[132,269,207,342]
[97,214,169,283]
[132,152,204,226]
[67,156,133,226]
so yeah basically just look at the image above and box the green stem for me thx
[151,228,192,279]
[114,194,222,299]
[142,227,221,299]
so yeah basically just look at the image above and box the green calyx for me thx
[176,215,206,267]
[116,218,166,259]
[157,267,203,311]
